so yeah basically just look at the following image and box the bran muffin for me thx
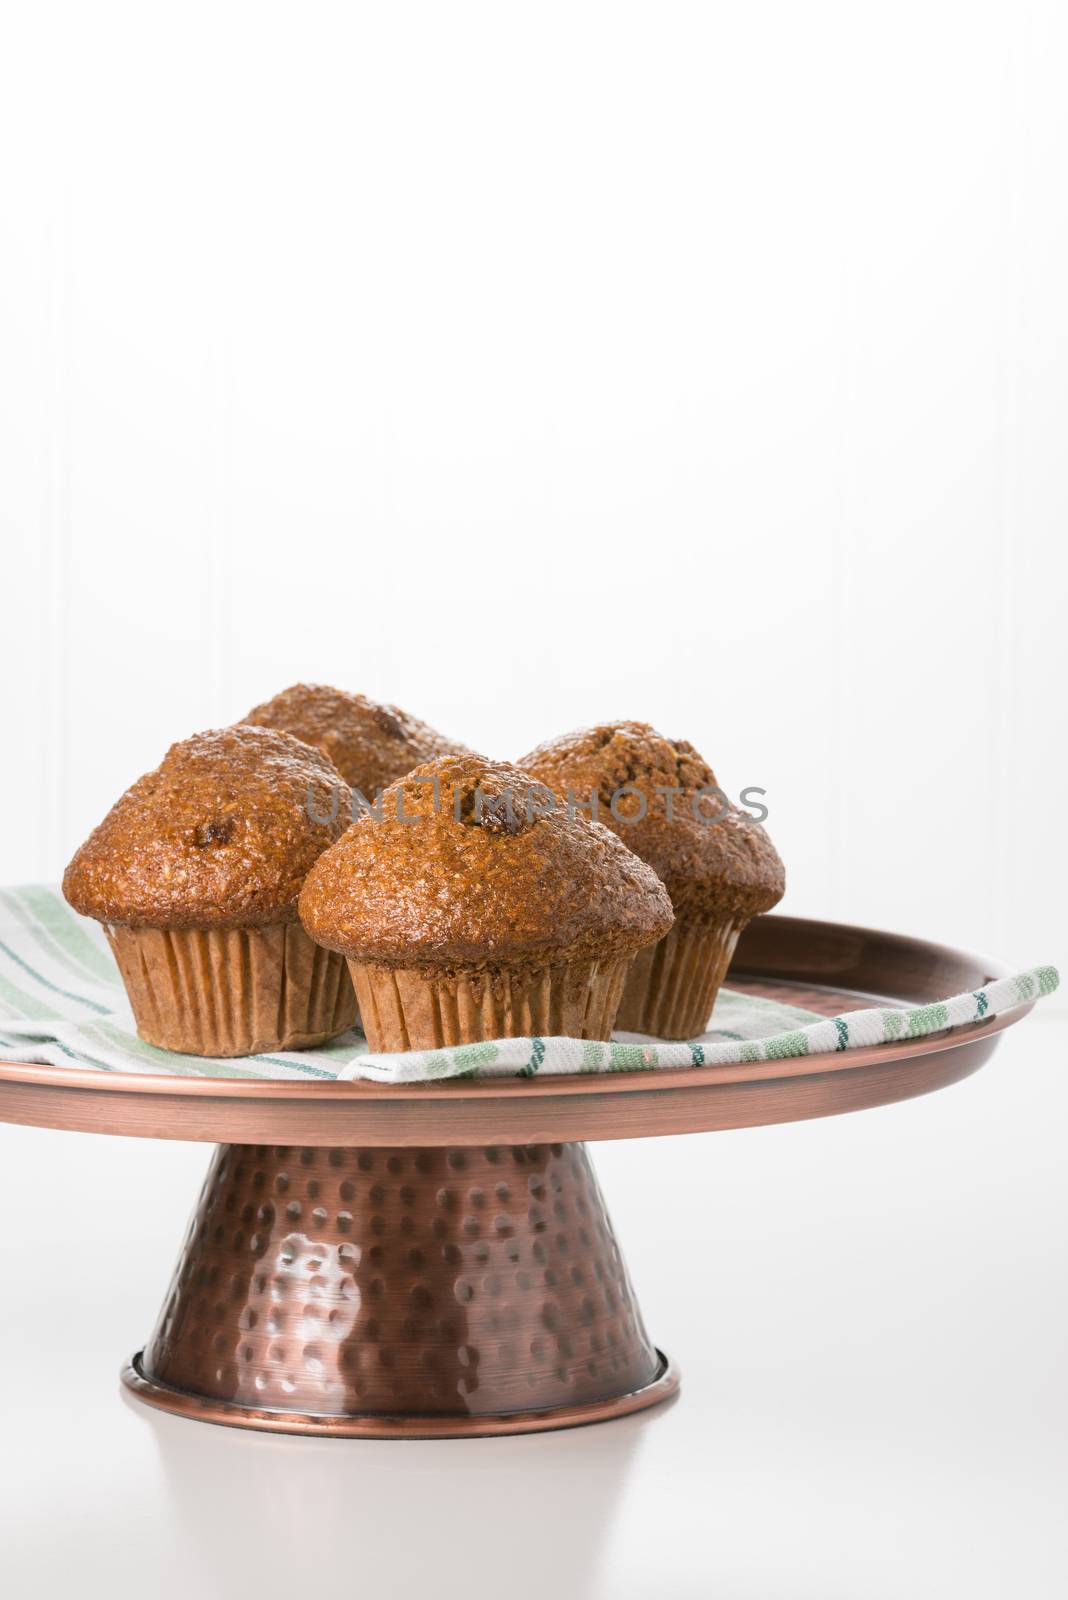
[241,683,468,795]
[299,753,674,1051]
[517,723,784,1038]
[63,725,356,1056]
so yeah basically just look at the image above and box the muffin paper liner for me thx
[348,955,632,1052]
[105,923,357,1057]
[615,918,742,1039]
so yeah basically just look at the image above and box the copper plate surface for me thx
[0,916,1025,1147]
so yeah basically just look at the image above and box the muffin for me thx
[299,753,673,1051]
[63,725,357,1056]
[241,683,468,795]
[517,723,784,1038]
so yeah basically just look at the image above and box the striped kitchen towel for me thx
[0,885,1057,1084]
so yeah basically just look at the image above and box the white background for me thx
[0,3,1065,1596]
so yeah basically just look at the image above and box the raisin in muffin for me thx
[241,683,468,796]
[298,753,673,1051]
[63,725,355,1056]
[517,722,784,1037]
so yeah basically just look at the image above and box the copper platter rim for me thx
[0,915,1030,1146]
[0,1003,1026,1099]
[120,1348,680,1439]
[0,913,1017,1103]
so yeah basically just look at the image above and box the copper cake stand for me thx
[0,915,1029,1439]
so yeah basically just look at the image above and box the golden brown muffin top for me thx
[299,753,674,971]
[63,725,348,930]
[517,722,784,923]
[241,683,468,793]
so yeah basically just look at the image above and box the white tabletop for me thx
[1,1014,1064,1600]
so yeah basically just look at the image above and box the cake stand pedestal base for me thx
[120,1140,677,1438]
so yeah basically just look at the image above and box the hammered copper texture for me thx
[142,1142,660,1421]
